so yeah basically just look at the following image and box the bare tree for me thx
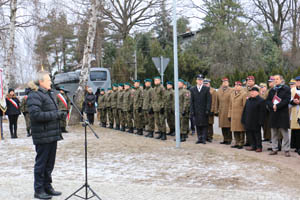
[252,0,292,47]
[3,0,17,94]
[69,0,100,125]
[101,0,161,40]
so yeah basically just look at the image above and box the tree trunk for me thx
[3,0,17,94]
[69,0,100,125]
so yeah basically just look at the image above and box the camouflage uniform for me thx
[117,89,125,131]
[20,96,31,136]
[123,87,134,132]
[133,86,144,135]
[179,88,190,137]
[56,92,70,132]
[98,93,107,127]
[111,89,119,129]
[165,88,175,135]
[106,91,114,128]
[152,83,166,140]
[143,85,155,137]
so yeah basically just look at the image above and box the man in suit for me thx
[190,74,212,144]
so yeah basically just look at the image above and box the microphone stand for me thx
[65,92,102,200]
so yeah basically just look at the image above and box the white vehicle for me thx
[53,67,111,95]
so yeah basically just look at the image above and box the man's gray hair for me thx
[34,71,50,85]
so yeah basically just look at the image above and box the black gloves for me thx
[57,111,67,120]
[182,112,186,117]
[148,108,154,114]
[138,107,142,113]
[160,107,164,115]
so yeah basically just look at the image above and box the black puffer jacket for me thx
[27,86,63,145]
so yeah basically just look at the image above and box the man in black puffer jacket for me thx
[27,72,67,200]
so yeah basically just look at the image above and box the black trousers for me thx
[196,126,208,142]
[190,116,195,132]
[87,113,94,125]
[247,130,262,149]
[8,114,19,138]
[34,142,57,193]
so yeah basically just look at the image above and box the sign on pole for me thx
[152,56,170,83]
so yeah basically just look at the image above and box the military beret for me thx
[100,88,105,91]
[178,79,185,83]
[166,81,173,85]
[203,78,211,84]
[247,76,255,81]
[235,81,242,86]
[133,80,140,83]
[144,79,152,83]
[119,83,124,87]
[153,76,161,80]
[140,84,144,87]
[124,82,131,86]
[295,76,300,81]
[112,83,118,87]
[222,77,229,82]
[107,88,112,90]
[242,79,246,83]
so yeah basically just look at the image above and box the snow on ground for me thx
[1,116,300,200]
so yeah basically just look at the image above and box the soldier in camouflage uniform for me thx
[133,80,144,135]
[56,87,71,133]
[143,79,155,138]
[179,79,190,142]
[139,84,145,129]
[106,88,114,128]
[20,88,31,137]
[165,81,175,136]
[123,83,134,133]
[117,83,125,131]
[152,76,167,140]
[98,89,107,127]
[111,84,119,130]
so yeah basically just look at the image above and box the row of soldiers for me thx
[97,77,191,141]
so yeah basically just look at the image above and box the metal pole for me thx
[160,56,164,83]
[172,0,180,148]
[134,50,137,80]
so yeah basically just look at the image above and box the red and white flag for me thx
[57,93,69,119]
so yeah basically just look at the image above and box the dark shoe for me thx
[196,140,202,144]
[120,126,125,132]
[161,133,167,140]
[109,123,113,129]
[128,128,134,133]
[155,132,162,139]
[220,141,226,144]
[244,143,250,147]
[246,147,255,151]
[269,151,278,155]
[61,128,68,133]
[237,146,243,149]
[115,125,120,130]
[225,141,231,145]
[207,139,212,143]
[34,192,52,199]
[285,151,291,157]
[137,129,143,136]
[101,123,106,128]
[267,147,272,151]
[297,149,300,156]
[145,131,153,138]
[170,132,175,136]
[262,139,270,142]
[255,148,262,152]
[231,145,239,148]
[45,187,62,196]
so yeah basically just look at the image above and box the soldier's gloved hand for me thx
[138,107,142,113]
[148,108,153,114]
[57,111,67,120]
[182,112,186,117]
[160,107,164,114]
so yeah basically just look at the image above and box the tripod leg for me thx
[87,186,102,200]
[65,184,86,200]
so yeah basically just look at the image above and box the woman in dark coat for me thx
[5,88,21,138]
[84,88,96,125]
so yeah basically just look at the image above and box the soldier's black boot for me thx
[128,127,134,133]
[101,122,106,128]
[161,132,167,140]
[120,126,125,132]
[137,129,143,135]
[145,131,153,138]
[61,128,68,133]
[155,132,162,139]
[27,129,31,137]
[9,127,14,138]
[109,123,113,129]
[115,125,120,130]
[181,134,186,142]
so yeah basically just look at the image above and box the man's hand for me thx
[273,104,277,112]
[57,111,67,120]
[294,99,300,105]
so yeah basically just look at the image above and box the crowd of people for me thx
[2,73,300,158]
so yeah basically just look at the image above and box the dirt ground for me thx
[1,116,300,200]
